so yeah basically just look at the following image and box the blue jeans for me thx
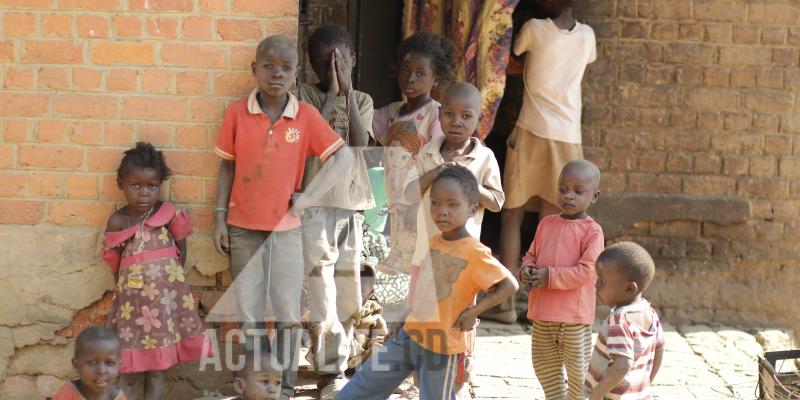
[337,328,458,400]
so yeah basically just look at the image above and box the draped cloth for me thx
[402,0,520,139]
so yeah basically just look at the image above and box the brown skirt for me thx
[503,126,584,211]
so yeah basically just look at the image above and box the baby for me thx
[230,351,282,400]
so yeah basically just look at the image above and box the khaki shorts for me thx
[503,126,584,211]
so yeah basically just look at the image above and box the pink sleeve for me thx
[372,106,391,145]
[168,208,192,241]
[547,227,604,290]
[102,250,121,274]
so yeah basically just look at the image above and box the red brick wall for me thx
[576,0,800,328]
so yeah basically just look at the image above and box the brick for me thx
[37,119,69,143]
[230,45,255,69]
[28,172,63,197]
[637,151,665,173]
[53,94,116,118]
[164,151,218,176]
[22,40,83,64]
[722,111,752,131]
[4,13,37,37]
[762,27,786,45]
[61,0,121,10]
[65,175,98,199]
[86,148,123,173]
[749,156,776,177]
[77,15,109,38]
[711,133,763,153]
[772,49,798,67]
[90,42,155,65]
[0,40,16,62]
[187,207,213,230]
[38,66,69,90]
[737,177,788,199]
[667,153,693,173]
[786,70,800,90]
[182,16,212,40]
[112,15,142,38]
[19,145,83,170]
[675,66,703,85]
[162,44,226,68]
[678,23,703,41]
[790,28,800,46]
[786,114,800,135]
[755,221,784,241]
[139,124,173,146]
[72,67,103,90]
[620,21,648,39]
[4,119,30,142]
[0,200,45,225]
[0,93,49,117]
[722,155,748,176]
[232,0,298,16]
[628,173,681,193]
[265,18,296,37]
[4,67,35,89]
[101,175,125,200]
[104,122,135,145]
[147,17,178,39]
[703,221,755,242]
[0,144,14,168]
[175,124,208,148]
[609,151,637,172]
[697,111,722,132]
[779,157,800,178]
[212,72,252,96]
[754,113,781,132]
[141,70,172,94]
[703,67,729,87]
[639,109,668,128]
[638,0,690,19]
[618,85,678,107]
[732,26,759,44]
[217,18,263,41]
[694,153,721,174]
[704,23,731,43]
[48,202,115,227]
[70,121,103,145]
[693,2,745,21]
[129,0,193,11]
[0,173,26,197]
[750,3,800,24]
[719,47,771,66]
[619,64,644,83]
[683,176,736,196]
[190,98,225,122]
[1,0,53,8]
[170,178,202,202]
[756,69,784,89]
[41,14,72,37]
[176,72,208,94]
[203,179,217,203]
[730,68,755,88]
[651,22,677,40]
[106,69,138,92]
[685,88,738,110]
[745,92,793,113]
[651,221,699,238]
[122,96,186,121]
[645,66,673,85]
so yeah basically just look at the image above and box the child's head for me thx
[72,326,121,397]
[116,142,170,213]
[535,0,576,19]
[430,165,479,233]
[595,242,656,307]
[252,35,298,98]
[395,31,455,101]
[308,25,355,90]
[440,82,483,144]
[233,351,282,400]
[557,159,600,218]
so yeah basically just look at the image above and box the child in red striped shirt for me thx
[585,242,665,400]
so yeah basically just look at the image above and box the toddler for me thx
[519,159,604,400]
[102,142,211,400]
[53,326,125,400]
[585,242,665,400]
[230,351,282,400]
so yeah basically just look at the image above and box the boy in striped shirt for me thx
[586,242,665,400]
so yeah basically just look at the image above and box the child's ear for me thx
[71,357,79,370]
[116,177,123,190]
[469,202,479,217]
[251,60,257,76]
[592,190,601,204]
[626,281,638,295]
[233,377,245,394]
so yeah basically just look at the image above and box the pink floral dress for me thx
[102,202,211,373]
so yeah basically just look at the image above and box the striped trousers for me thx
[531,321,593,400]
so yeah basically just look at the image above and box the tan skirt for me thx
[503,126,584,211]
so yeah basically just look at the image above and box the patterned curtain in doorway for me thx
[402,0,520,139]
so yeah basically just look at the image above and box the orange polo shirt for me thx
[215,88,344,231]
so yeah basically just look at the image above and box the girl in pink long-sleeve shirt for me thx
[519,159,605,400]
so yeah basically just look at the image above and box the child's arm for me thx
[213,160,234,255]
[455,275,519,331]
[291,146,355,214]
[176,239,187,266]
[533,229,604,290]
[589,355,632,400]
[478,186,501,212]
[404,162,455,201]
[650,347,664,383]
[478,154,504,212]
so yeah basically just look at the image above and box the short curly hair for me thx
[308,25,355,56]
[116,142,171,182]
[396,31,455,83]
[432,164,479,204]
[74,326,120,358]
[597,242,656,294]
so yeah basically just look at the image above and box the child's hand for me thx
[213,219,229,255]
[334,48,353,93]
[530,267,549,288]
[454,307,479,331]
[327,51,340,96]
[519,266,534,286]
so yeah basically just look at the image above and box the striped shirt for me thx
[585,299,665,400]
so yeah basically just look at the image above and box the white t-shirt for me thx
[514,18,596,144]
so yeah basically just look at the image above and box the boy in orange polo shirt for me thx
[212,35,354,400]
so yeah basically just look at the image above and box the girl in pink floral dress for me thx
[103,142,211,400]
